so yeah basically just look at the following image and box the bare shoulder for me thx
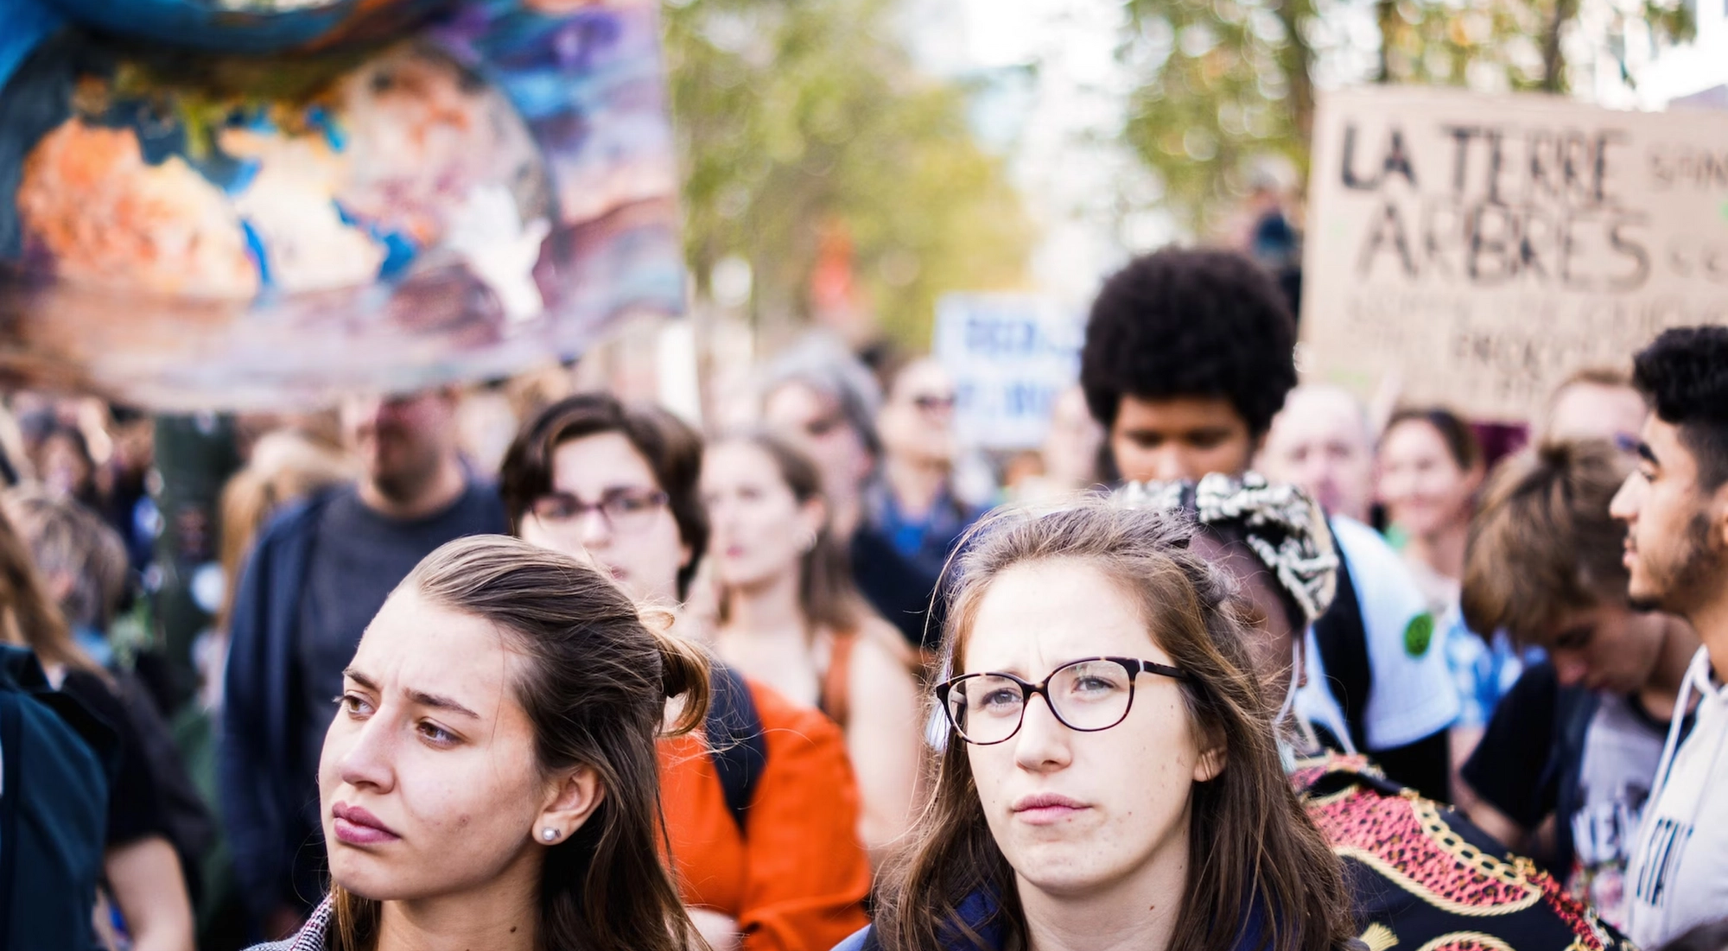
[853,619,918,675]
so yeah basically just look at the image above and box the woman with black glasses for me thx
[842,499,1356,951]
[500,395,871,951]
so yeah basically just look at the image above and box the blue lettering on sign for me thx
[1002,383,1059,419]
[961,314,1079,359]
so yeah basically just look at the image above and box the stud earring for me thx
[541,827,559,842]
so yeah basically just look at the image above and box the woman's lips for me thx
[1011,792,1089,826]
[332,802,400,845]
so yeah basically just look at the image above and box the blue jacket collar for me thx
[942,889,1270,951]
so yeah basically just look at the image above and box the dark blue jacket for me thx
[0,645,114,951]
[832,891,1269,951]
[219,492,333,919]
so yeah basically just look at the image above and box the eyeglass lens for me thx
[945,659,1135,745]
[531,488,665,531]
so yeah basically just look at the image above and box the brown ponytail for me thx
[643,607,711,737]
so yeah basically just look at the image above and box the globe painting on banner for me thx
[0,0,684,409]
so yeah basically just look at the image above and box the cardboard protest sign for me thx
[1300,85,1728,423]
[934,293,1082,450]
[0,0,682,410]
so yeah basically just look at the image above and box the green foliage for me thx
[664,0,1032,347]
[1121,0,1312,234]
[1121,0,1694,233]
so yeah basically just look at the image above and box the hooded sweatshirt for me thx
[1624,646,1728,948]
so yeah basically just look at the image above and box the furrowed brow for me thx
[407,690,482,720]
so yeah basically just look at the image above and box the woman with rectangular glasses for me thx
[840,499,1355,951]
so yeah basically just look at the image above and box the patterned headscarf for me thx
[1114,472,1340,624]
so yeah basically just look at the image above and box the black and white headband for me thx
[1113,473,1340,624]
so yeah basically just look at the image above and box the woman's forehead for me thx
[354,592,519,712]
[961,560,1166,673]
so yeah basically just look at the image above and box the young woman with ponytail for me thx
[249,535,710,951]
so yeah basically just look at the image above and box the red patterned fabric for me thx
[1293,753,1634,951]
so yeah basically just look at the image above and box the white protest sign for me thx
[933,293,1083,450]
[1300,85,1728,423]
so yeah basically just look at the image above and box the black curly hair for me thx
[1081,248,1298,436]
[1632,326,1728,490]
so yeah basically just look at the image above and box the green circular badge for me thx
[1404,613,1435,657]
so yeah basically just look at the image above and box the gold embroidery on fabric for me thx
[1361,923,1400,951]
[1412,931,1516,951]
[1332,799,1542,916]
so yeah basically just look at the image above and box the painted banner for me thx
[0,0,683,410]
[1300,85,1728,422]
[933,293,1082,450]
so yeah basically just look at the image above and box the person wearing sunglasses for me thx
[869,356,984,601]
[841,499,1356,951]
[499,395,870,951]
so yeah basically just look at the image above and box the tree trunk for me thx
[1375,0,1398,82]
[1542,0,1580,92]
[1277,0,1319,140]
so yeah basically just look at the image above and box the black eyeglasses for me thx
[529,487,669,534]
[936,656,1187,746]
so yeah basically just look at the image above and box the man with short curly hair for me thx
[1082,248,1298,483]
[1612,326,1728,947]
[1081,247,1460,800]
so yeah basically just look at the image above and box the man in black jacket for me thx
[219,389,505,940]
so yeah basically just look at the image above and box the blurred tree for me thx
[664,0,1033,347]
[1120,0,1693,233]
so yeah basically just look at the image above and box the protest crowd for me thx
[5,241,1728,951]
[4,3,1728,951]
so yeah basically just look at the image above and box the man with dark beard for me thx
[1610,327,1728,948]
[220,389,505,940]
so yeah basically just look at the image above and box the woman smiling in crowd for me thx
[251,536,709,951]
[845,500,1356,951]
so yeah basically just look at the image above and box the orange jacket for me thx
[661,678,872,951]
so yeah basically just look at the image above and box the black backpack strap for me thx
[705,664,768,834]
[1311,530,1373,752]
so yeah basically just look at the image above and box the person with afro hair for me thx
[1080,246,1461,802]
[1613,326,1728,948]
[1082,248,1298,482]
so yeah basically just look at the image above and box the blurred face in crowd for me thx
[342,389,459,503]
[320,589,601,904]
[763,382,873,510]
[1539,603,1672,692]
[1259,387,1374,524]
[518,433,688,604]
[38,430,94,500]
[702,440,824,592]
[1044,386,1104,488]
[1110,395,1255,484]
[1611,416,1728,616]
[1547,381,1646,449]
[878,358,957,467]
[1376,418,1481,541]
[1194,534,1303,703]
[961,558,1218,900]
